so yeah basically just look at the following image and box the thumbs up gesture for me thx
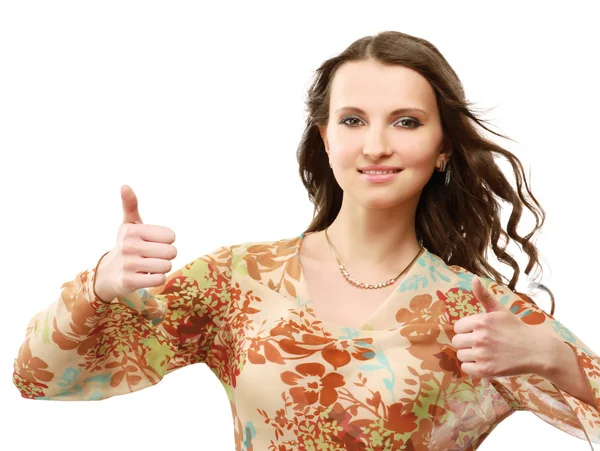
[450,275,556,379]
[93,185,177,303]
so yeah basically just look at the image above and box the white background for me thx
[1,1,598,450]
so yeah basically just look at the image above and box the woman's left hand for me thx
[451,275,557,378]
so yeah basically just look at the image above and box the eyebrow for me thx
[334,106,428,118]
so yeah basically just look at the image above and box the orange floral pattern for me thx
[13,235,600,449]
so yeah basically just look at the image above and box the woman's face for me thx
[319,59,450,210]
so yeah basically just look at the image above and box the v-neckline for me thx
[292,231,428,333]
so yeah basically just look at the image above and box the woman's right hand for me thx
[94,185,178,303]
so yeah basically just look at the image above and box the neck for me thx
[325,200,421,271]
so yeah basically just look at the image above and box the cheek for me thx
[398,141,438,166]
[327,128,360,158]
[329,146,358,168]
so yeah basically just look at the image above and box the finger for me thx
[121,185,144,225]
[459,362,481,377]
[137,225,177,245]
[126,272,167,290]
[472,275,492,300]
[452,331,475,349]
[456,348,477,363]
[131,241,177,259]
[454,313,481,334]
[131,257,172,274]
[472,275,505,313]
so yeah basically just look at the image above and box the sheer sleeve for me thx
[13,245,232,401]
[479,277,600,447]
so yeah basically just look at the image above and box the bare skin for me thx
[298,231,419,329]
[298,59,452,328]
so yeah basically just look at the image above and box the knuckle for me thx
[121,274,136,291]
[122,258,137,272]
[122,223,137,238]
[121,242,137,255]
[118,223,129,236]
[483,314,495,325]
[475,319,488,332]
[474,334,485,347]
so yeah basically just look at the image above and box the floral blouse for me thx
[13,234,600,450]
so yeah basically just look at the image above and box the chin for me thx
[358,196,405,210]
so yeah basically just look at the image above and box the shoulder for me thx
[416,248,496,301]
[230,235,302,258]
[422,249,546,317]
[187,237,300,287]
[199,235,302,265]
[419,249,553,324]
[420,247,497,288]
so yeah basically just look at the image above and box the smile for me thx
[358,169,402,184]
[358,169,402,175]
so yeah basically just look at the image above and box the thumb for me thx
[472,275,505,313]
[121,185,144,224]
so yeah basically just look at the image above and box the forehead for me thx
[329,60,437,112]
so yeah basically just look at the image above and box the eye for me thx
[339,115,422,129]
[395,117,422,129]
[340,116,363,127]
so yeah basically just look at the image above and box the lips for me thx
[358,169,402,174]
[357,165,403,173]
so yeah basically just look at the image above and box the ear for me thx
[439,135,452,158]
[319,126,330,154]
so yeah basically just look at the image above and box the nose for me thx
[362,126,393,160]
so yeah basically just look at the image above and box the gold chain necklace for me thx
[324,228,424,289]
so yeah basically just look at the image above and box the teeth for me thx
[362,170,400,175]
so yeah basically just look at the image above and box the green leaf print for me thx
[140,336,175,376]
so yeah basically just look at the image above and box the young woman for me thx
[13,31,600,450]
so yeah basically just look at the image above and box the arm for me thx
[13,245,232,401]
[540,338,598,408]
[479,277,600,446]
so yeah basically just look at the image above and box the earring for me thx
[437,159,451,186]
[329,159,332,168]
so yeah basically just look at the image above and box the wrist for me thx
[94,282,116,304]
[538,335,570,379]
[93,251,116,304]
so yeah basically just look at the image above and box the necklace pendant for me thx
[324,227,423,290]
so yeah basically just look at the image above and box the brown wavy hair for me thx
[296,30,555,315]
